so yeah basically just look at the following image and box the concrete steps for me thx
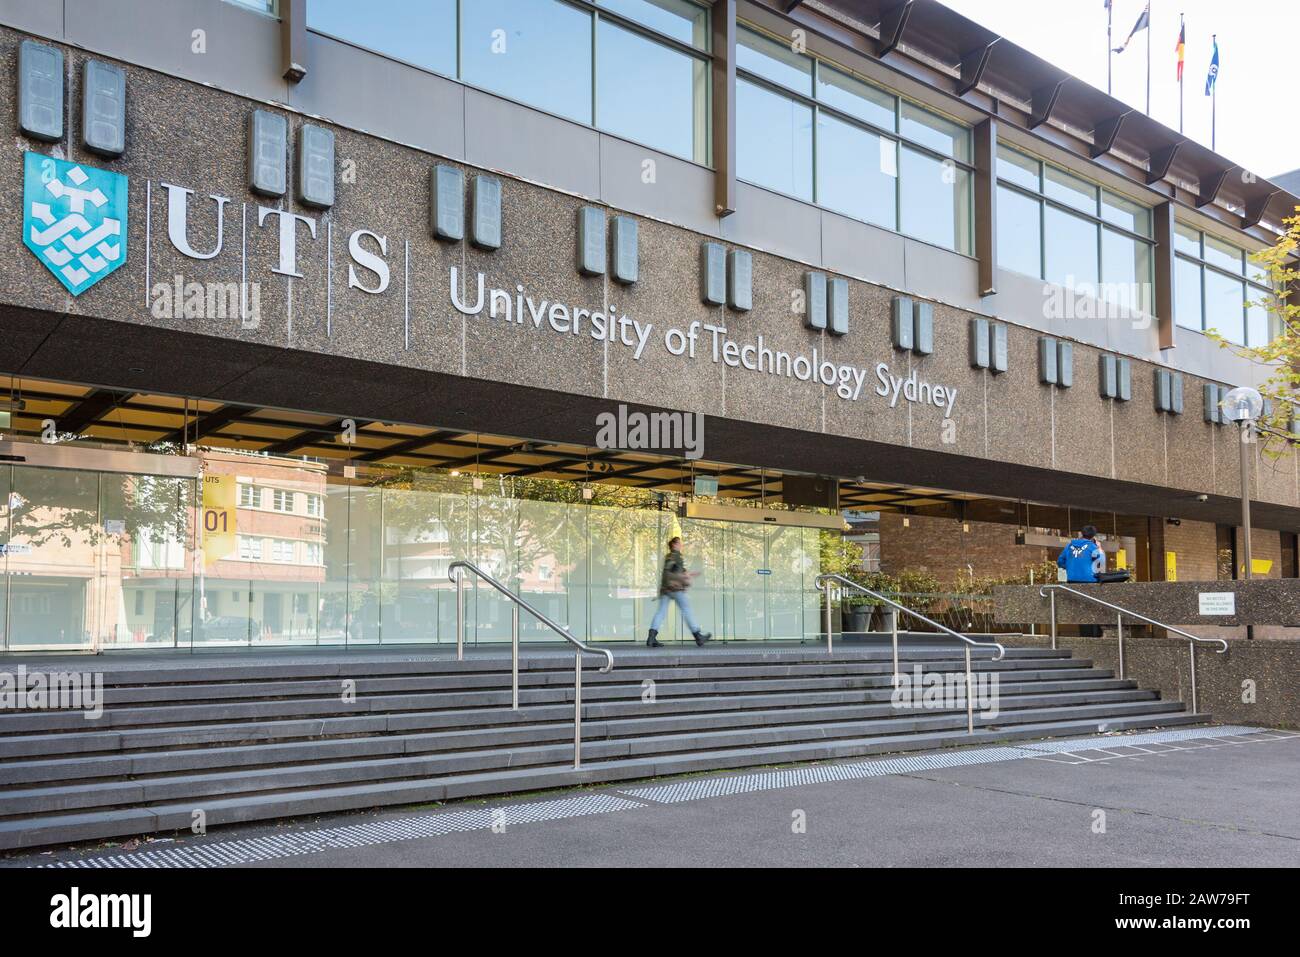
[0,645,1210,849]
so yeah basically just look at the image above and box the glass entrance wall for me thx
[0,453,823,650]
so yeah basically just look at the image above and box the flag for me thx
[1205,36,1220,95]
[1175,19,1185,81]
[1113,3,1150,53]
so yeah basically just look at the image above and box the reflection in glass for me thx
[1044,165,1098,214]
[308,0,457,75]
[899,101,969,161]
[1204,269,1246,344]
[996,184,1041,278]
[737,78,813,200]
[900,147,970,253]
[461,0,594,124]
[597,18,708,162]
[816,112,896,229]
[1175,257,1203,331]
[997,146,1039,191]
[598,0,708,48]
[737,27,812,94]
[816,65,894,130]
[1044,205,1099,289]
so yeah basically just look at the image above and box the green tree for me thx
[1209,210,1299,455]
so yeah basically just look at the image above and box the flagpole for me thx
[1211,33,1218,151]
[1107,2,1114,95]
[1145,2,1151,115]
[1179,14,1184,133]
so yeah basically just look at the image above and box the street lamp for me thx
[1222,386,1264,580]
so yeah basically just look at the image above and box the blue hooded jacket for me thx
[1057,537,1105,583]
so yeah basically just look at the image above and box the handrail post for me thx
[573,652,582,770]
[823,579,833,654]
[1048,589,1057,651]
[511,603,519,711]
[890,608,900,686]
[455,568,464,662]
[1116,612,1125,680]
[1189,642,1198,714]
[964,644,974,734]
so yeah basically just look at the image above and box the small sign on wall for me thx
[1197,592,1236,616]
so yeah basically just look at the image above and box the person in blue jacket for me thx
[1058,524,1106,583]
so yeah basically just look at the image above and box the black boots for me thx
[648,628,712,647]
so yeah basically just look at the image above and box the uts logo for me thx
[23,152,128,295]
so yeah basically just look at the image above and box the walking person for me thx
[646,536,713,648]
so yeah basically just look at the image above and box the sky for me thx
[935,0,1300,179]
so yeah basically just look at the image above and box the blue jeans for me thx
[649,590,700,634]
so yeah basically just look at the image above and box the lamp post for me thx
[1222,386,1264,580]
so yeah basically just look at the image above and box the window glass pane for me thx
[1044,165,1098,214]
[816,65,894,130]
[1246,253,1271,286]
[1204,235,1244,274]
[1203,269,1246,344]
[1101,227,1152,313]
[996,184,1041,278]
[737,78,812,200]
[308,0,456,74]
[1174,223,1201,257]
[815,113,896,229]
[597,19,708,162]
[1175,257,1203,330]
[900,146,970,253]
[1246,301,1271,347]
[461,0,593,124]
[1043,205,1099,289]
[997,146,1039,191]
[597,0,708,48]
[1101,191,1151,236]
[737,27,812,95]
[899,102,969,161]
[227,0,276,12]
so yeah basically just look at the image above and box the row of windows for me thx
[997,145,1154,314]
[239,0,1278,340]
[308,0,712,165]
[1174,225,1275,347]
[237,535,324,565]
[238,483,323,516]
[735,26,972,254]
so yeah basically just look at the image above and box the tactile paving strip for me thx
[45,793,645,869]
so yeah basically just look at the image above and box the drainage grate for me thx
[46,793,645,869]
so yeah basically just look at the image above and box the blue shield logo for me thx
[23,152,129,295]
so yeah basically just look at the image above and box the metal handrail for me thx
[1038,583,1227,714]
[449,560,614,769]
[816,573,1005,734]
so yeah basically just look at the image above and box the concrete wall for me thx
[1003,634,1300,730]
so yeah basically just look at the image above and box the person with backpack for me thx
[646,536,713,648]
[1058,524,1106,636]
[1057,524,1106,583]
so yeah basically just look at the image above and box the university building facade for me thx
[0,0,1296,653]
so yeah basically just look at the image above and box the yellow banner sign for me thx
[201,473,237,568]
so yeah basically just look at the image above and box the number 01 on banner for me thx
[201,473,237,568]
